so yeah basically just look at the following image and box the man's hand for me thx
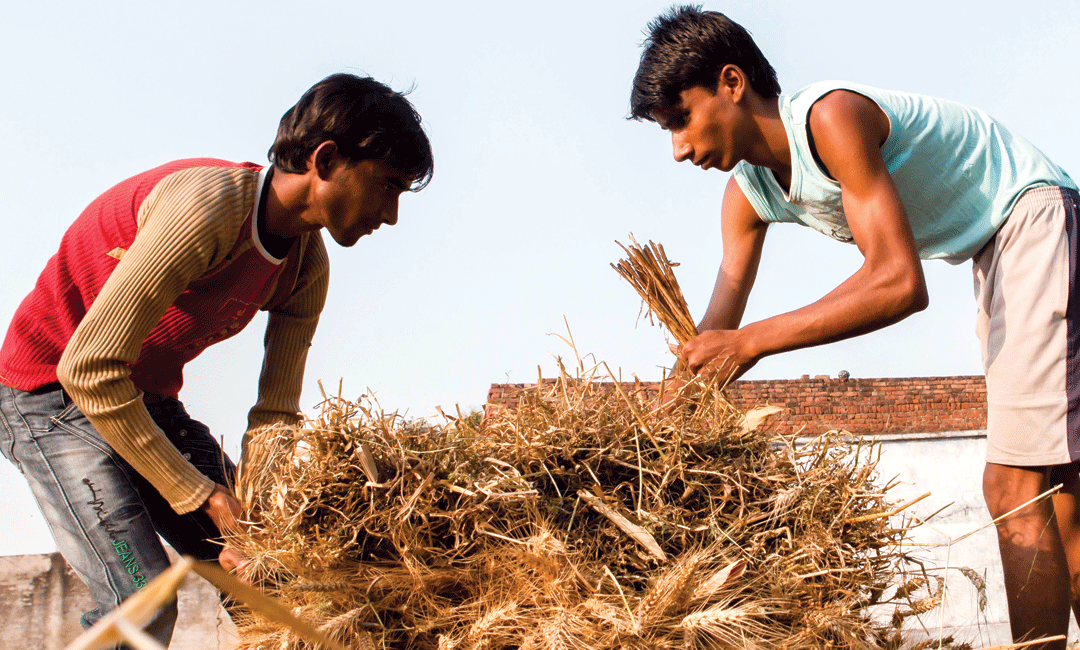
[200,483,250,575]
[217,547,250,574]
[681,329,759,382]
[201,483,242,535]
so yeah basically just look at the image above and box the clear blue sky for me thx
[0,1,1077,554]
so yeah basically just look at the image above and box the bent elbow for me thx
[911,286,929,313]
[898,275,929,316]
[874,263,927,320]
[905,292,929,317]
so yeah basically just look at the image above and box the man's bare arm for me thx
[682,90,928,378]
[697,176,770,332]
[660,177,766,401]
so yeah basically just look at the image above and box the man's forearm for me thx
[684,258,927,380]
[743,263,925,359]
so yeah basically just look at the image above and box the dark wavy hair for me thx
[269,73,433,190]
[629,5,780,121]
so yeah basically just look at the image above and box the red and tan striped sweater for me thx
[0,159,329,513]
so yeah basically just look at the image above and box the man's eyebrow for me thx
[667,109,688,127]
[654,109,686,130]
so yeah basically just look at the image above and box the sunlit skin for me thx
[307,156,411,247]
[265,140,412,247]
[982,463,1080,649]
[651,64,926,387]
[201,484,247,573]
[197,140,413,577]
[652,65,788,175]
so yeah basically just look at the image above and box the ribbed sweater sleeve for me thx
[246,235,329,434]
[56,166,255,514]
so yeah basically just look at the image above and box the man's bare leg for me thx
[984,462,1070,649]
[1049,463,1080,626]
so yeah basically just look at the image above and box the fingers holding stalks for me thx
[201,482,253,580]
[659,331,759,413]
[677,329,759,384]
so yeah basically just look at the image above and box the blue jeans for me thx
[0,383,235,647]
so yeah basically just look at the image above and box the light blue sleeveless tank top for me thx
[733,81,1076,263]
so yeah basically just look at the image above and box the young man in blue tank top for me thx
[630,6,1079,648]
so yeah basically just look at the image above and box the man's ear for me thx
[717,64,747,103]
[310,140,342,180]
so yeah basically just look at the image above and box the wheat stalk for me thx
[612,235,698,346]
[679,602,776,649]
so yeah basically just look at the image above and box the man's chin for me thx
[332,233,362,247]
[332,229,373,247]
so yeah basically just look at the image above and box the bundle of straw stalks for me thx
[224,238,951,650]
[230,378,940,649]
[611,235,698,347]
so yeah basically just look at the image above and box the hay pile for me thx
[226,239,943,649]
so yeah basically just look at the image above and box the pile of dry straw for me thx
[227,238,948,649]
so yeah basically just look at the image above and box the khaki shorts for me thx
[973,185,1080,466]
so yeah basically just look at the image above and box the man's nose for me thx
[382,200,399,226]
[672,132,692,163]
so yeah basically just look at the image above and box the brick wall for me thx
[487,375,987,435]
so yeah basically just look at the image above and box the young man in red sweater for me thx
[0,72,433,645]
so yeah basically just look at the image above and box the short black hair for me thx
[629,5,780,121]
[269,73,434,190]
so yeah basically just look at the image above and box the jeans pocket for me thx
[48,400,80,428]
[48,402,119,458]
[3,385,70,434]
[0,385,67,470]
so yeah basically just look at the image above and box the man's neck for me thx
[746,95,791,177]
[263,166,318,240]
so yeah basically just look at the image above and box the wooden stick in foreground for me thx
[63,556,348,650]
[193,560,348,650]
[65,557,196,650]
[983,635,1066,650]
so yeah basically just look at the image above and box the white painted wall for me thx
[870,431,1079,647]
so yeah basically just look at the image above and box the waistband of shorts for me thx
[1013,185,1079,211]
